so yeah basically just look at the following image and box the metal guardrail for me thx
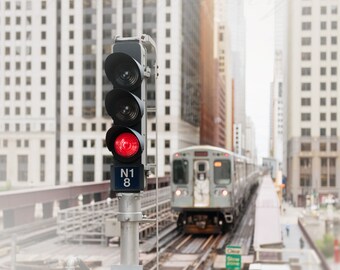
[57,187,172,245]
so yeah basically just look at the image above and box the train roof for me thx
[173,145,251,161]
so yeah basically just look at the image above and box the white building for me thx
[287,0,340,206]
[0,0,200,188]
[269,51,284,170]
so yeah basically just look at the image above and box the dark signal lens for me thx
[115,97,139,123]
[114,132,140,158]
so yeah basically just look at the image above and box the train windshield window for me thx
[214,160,231,185]
[173,159,189,184]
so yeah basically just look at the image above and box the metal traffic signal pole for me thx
[104,35,157,270]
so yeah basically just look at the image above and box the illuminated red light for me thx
[114,132,140,158]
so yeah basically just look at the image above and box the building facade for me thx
[227,0,246,155]
[270,51,284,170]
[0,0,202,188]
[287,0,340,206]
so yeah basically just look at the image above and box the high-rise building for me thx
[273,0,288,175]
[199,0,232,148]
[0,0,58,187]
[227,0,246,155]
[269,51,284,170]
[0,0,201,188]
[287,0,340,206]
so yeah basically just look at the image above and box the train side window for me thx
[173,159,189,184]
[214,160,231,185]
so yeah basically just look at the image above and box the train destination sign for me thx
[112,165,144,192]
[226,245,242,270]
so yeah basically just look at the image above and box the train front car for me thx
[171,146,236,234]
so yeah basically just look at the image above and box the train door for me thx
[193,160,210,207]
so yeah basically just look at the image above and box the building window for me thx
[40,155,45,182]
[165,123,170,131]
[331,67,337,75]
[320,52,326,60]
[331,52,337,60]
[331,6,338,14]
[302,6,312,15]
[331,128,337,136]
[320,82,326,91]
[331,36,337,45]
[83,155,95,182]
[301,113,311,121]
[320,113,326,121]
[165,155,170,165]
[302,22,312,30]
[331,143,337,151]
[165,140,170,148]
[301,98,311,106]
[301,37,311,45]
[68,171,73,183]
[320,128,326,136]
[302,52,311,61]
[331,21,337,30]
[331,97,337,106]
[18,155,28,182]
[320,143,326,151]
[331,113,337,121]
[301,67,311,76]
[301,128,311,136]
[301,143,311,152]
[300,158,311,187]
[0,156,6,181]
[321,6,327,15]
[320,98,326,106]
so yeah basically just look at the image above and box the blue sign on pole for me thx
[111,165,144,192]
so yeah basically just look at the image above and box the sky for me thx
[244,0,275,161]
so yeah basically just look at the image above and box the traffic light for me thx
[104,37,148,193]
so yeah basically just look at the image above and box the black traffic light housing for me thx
[104,37,148,193]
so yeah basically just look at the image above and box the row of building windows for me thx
[300,97,338,107]
[0,154,45,182]
[299,157,337,188]
[302,5,338,16]
[301,128,338,137]
[301,142,338,152]
[302,51,337,61]
[301,82,338,91]
[2,1,48,11]
[301,67,338,76]
[300,111,338,122]
[301,36,338,46]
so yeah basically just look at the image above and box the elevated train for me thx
[171,145,259,233]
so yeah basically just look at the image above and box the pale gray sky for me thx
[245,0,275,160]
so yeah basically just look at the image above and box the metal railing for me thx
[57,187,172,245]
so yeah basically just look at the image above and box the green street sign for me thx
[226,245,241,270]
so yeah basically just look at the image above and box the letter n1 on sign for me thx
[112,165,144,192]
[225,245,241,270]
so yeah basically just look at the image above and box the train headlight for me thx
[214,189,229,197]
[175,188,188,197]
